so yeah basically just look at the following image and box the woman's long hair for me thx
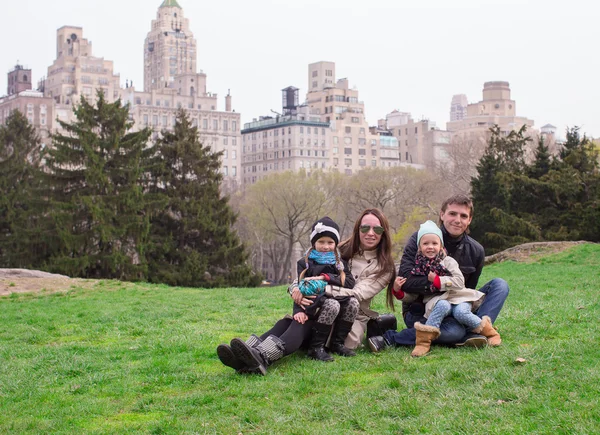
[339,208,396,308]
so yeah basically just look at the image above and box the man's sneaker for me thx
[368,335,390,353]
[455,333,488,348]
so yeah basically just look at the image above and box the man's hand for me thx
[293,312,309,324]
[291,287,315,310]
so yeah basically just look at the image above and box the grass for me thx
[0,244,599,434]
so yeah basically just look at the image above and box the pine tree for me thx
[470,125,538,253]
[0,110,46,267]
[42,92,153,280]
[528,136,552,179]
[146,109,259,288]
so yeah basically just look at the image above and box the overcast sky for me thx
[1,0,598,138]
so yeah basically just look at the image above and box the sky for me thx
[1,0,599,139]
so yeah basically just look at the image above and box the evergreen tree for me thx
[470,125,538,253]
[42,92,153,280]
[147,109,259,288]
[528,135,552,179]
[0,110,47,267]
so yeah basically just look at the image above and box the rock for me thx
[0,269,70,279]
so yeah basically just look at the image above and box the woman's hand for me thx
[291,287,315,310]
[302,276,325,281]
[293,312,309,324]
[393,276,406,291]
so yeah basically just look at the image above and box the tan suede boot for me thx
[411,322,441,357]
[473,315,502,346]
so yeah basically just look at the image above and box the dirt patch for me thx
[0,270,98,297]
[484,241,589,265]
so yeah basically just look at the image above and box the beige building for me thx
[241,102,331,185]
[144,0,197,92]
[0,65,54,144]
[123,0,242,189]
[306,61,400,175]
[446,81,534,140]
[382,111,451,168]
[241,62,402,186]
[43,26,121,129]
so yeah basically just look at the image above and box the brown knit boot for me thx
[473,316,502,346]
[411,322,441,357]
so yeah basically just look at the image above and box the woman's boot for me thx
[231,335,285,376]
[473,316,502,346]
[329,320,356,357]
[411,322,441,357]
[217,334,262,373]
[307,322,334,362]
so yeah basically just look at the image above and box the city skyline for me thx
[1,0,599,138]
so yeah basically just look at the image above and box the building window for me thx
[333,147,338,154]
[232,166,237,176]
[345,126,351,134]
[223,166,228,176]
[203,119,208,129]
[351,117,359,123]
[358,149,366,156]
[344,147,352,155]
[344,158,352,166]
[359,159,366,167]
[344,137,352,145]
[213,120,219,130]
[312,70,318,77]
[371,149,377,156]
[223,120,228,131]
[223,138,228,145]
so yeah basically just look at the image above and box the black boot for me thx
[231,335,285,376]
[217,334,262,373]
[307,322,334,362]
[366,314,398,338]
[368,335,391,353]
[329,320,356,357]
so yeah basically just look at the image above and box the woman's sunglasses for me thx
[359,225,385,235]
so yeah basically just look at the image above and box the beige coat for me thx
[326,249,393,349]
[423,256,485,318]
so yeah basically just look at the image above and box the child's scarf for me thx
[411,251,451,291]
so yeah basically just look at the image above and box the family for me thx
[217,194,509,375]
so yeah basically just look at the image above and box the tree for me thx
[0,110,46,267]
[146,109,259,288]
[239,170,329,283]
[42,92,153,280]
[470,125,538,253]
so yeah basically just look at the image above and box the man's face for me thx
[440,203,472,237]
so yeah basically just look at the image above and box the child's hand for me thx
[393,276,406,291]
[428,271,437,282]
[294,312,309,324]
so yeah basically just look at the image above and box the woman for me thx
[292,208,399,350]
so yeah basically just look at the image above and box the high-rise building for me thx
[44,26,121,128]
[450,94,468,122]
[144,0,197,92]
[306,61,400,174]
[7,64,32,96]
[0,65,54,143]
[125,1,242,189]
[446,81,534,140]
[241,89,331,185]
[384,112,451,168]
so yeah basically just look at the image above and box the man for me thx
[369,194,509,350]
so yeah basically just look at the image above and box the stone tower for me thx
[143,0,198,92]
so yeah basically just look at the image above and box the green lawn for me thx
[1,244,599,434]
